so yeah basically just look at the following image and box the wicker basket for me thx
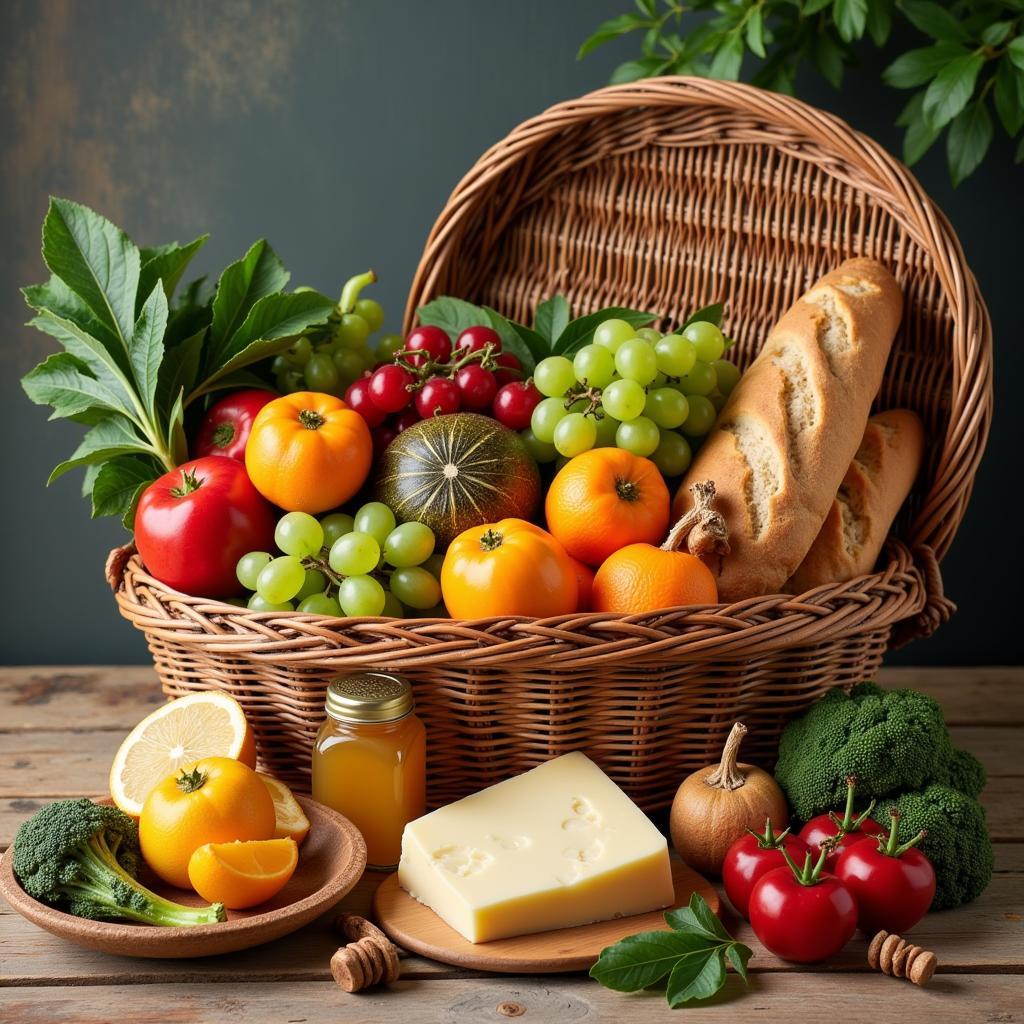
[110,78,992,812]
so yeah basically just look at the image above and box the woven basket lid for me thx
[405,76,993,562]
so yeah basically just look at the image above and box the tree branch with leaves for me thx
[579,0,1024,186]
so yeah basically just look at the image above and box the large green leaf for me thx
[994,58,1024,136]
[23,276,121,352]
[552,307,654,357]
[156,328,206,418]
[833,0,868,42]
[882,43,967,89]
[482,307,541,372]
[41,197,139,360]
[198,291,334,394]
[589,930,709,992]
[90,456,159,525]
[29,308,137,415]
[130,285,168,421]
[922,53,984,131]
[534,295,570,344]
[48,415,153,484]
[137,234,208,310]
[947,100,993,186]
[166,388,189,466]
[900,0,969,43]
[209,239,289,354]
[897,91,943,165]
[21,352,132,421]
[665,949,725,1008]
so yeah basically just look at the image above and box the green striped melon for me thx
[373,413,541,547]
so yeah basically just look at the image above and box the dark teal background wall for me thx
[1,1,1018,664]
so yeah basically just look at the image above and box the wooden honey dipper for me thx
[331,912,401,993]
[867,930,938,986]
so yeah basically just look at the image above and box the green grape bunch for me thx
[525,309,741,478]
[235,504,446,618]
[271,271,405,397]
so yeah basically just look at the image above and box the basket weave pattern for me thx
[112,79,991,811]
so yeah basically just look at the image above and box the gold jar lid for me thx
[325,672,413,723]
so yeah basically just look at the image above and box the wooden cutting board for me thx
[372,858,717,973]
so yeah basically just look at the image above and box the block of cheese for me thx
[397,751,674,943]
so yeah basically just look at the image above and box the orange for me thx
[139,756,276,889]
[109,691,256,817]
[245,391,372,513]
[260,774,311,845]
[188,838,298,909]
[570,556,595,612]
[440,518,577,619]
[545,449,670,566]
[592,544,718,614]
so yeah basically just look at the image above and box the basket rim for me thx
[108,539,943,666]
[403,75,994,567]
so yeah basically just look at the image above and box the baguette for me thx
[672,258,902,600]
[786,409,924,592]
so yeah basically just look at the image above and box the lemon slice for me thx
[109,691,256,816]
[260,774,312,845]
[188,838,298,909]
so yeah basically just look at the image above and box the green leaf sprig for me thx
[590,892,752,1009]
[21,198,336,528]
[579,0,1024,186]
[416,295,656,371]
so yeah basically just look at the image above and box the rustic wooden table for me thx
[0,666,1020,1023]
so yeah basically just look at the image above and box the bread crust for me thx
[787,409,924,592]
[672,258,903,600]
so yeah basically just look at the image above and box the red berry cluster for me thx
[344,325,543,453]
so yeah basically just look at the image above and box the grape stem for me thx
[661,480,730,572]
[301,553,396,594]
[393,342,502,386]
[561,382,605,418]
[338,270,377,314]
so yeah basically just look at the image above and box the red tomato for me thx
[193,389,276,461]
[835,811,936,934]
[799,775,883,871]
[135,456,276,597]
[749,854,857,963]
[722,820,810,919]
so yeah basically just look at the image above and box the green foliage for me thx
[21,198,335,528]
[877,785,995,909]
[590,893,751,1008]
[12,798,225,926]
[579,1,1024,185]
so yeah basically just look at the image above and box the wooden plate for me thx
[373,858,717,973]
[0,794,366,958]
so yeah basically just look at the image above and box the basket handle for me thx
[891,544,956,648]
[105,543,136,592]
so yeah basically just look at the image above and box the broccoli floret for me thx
[12,798,225,927]
[876,785,994,910]
[774,682,985,819]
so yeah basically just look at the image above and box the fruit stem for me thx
[176,766,208,794]
[338,270,376,314]
[169,468,203,499]
[614,478,639,502]
[212,422,236,448]
[298,408,326,430]
[478,528,504,552]
[705,721,747,791]
[877,808,928,858]
[780,840,832,887]
[827,776,876,834]
[747,816,793,849]
[660,480,730,571]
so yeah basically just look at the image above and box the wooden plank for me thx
[877,667,1024,726]
[2,876,1020,985]
[2,975,1021,1023]
[0,732,116,797]
[0,667,163,732]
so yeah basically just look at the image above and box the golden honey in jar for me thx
[312,672,426,870]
